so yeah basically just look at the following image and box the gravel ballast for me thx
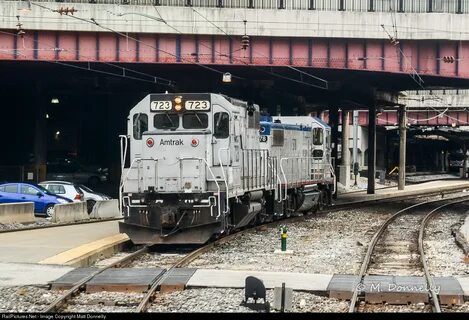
[149,288,349,313]
[424,210,469,276]
[188,206,396,274]
[0,286,64,312]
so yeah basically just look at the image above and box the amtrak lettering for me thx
[160,138,184,146]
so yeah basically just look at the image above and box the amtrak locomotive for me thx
[119,93,335,244]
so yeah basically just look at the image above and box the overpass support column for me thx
[398,106,406,190]
[33,87,47,183]
[340,110,351,188]
[367,106,376,194]
[330,108,339,199]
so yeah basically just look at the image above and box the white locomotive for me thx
[119,93,335,244]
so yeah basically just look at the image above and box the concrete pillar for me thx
[367,106,376,194]
[33,87,47,182]
[339,110,351,188]
[463,141,467,179]
[398,105,406,190]
[330,108,339,199]
[440,150,445,172]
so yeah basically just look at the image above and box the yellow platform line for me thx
[39,233,129,266]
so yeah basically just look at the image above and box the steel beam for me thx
[0,30,468,79]
[398,106,407,190]
[367,106,376,194]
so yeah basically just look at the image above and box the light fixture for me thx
[45,114,50,119]
[55,131,60,135]
[222,72,232,83]
[51,98,59,104]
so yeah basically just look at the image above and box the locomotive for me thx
[118,93,335,244]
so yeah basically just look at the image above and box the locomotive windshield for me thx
[183,113,209,129]
[154,113,179,130]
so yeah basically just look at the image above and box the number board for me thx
[185,100,210,111]
[150,101,171,111]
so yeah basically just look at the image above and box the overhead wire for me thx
[381,20,469,125]
[31,1,243,80]
[189,6,328,89]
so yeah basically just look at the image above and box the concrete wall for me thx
[90,200,122,219]
[52,202,89,224]
[2,2,469,40]
[0,202,35,224]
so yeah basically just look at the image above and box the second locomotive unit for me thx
[119,93,335,244]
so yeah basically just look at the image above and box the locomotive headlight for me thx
[174,96,183,112]
[174,104,183,112]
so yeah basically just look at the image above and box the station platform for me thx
[0,220,125,286]
[335,180,469,205]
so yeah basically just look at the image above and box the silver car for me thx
[40,181,111,213]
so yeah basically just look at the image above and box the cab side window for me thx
[214,112,229,139]
[133,113,148,140]
[313,128,324,145]
[272,130,284,146]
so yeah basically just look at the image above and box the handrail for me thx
[120,157,142,214]
[218,147,231,214]
[118,135,128,213]
[279,158,289,201]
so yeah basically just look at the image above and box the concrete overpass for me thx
[1,1,469,84]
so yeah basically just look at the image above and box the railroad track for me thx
[43,245,149,313]
[348,194,469,313]
[41,190,469,313]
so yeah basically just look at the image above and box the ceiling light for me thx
[51,98,59,104]
[222,72,232,83]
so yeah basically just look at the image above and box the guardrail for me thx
[0,202,35,224]
[52,202,89,223]
[89,199,122,219]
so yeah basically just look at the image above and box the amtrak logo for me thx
[160,139,184,146]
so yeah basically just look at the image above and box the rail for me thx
[14,0,469,14]
[348,194,469,313]
[43,245,149,313]
[417,198,469,313]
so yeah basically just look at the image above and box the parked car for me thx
[39,181,85,202]
[0,182,72,217]
[77,184,112,213]
[46,158,108,187]
[39,181,111,214]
